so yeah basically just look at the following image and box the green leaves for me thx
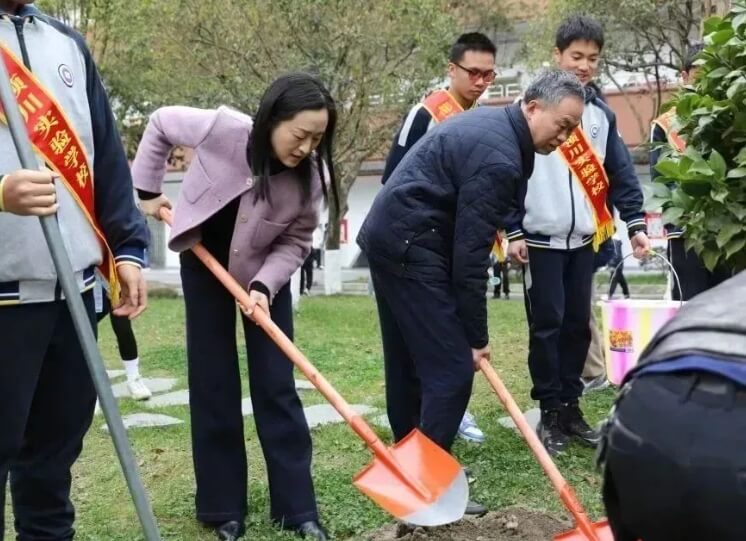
[653,2,746,273]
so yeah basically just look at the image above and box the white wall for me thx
[339,175,383,267]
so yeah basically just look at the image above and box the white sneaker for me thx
[127,377,152,401]
[458,411,485,443]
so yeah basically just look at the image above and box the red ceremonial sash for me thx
[421,89,464,123]
[0,43,119,303]
[422,89,505,259]
[557,127,615,251]
[491,233,506,262]
[653,109,686,153]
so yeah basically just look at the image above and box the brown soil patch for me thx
[361,506,570,541]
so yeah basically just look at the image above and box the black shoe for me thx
[293,520,328,540]
[560,402,602,447]
[537,409,570,456]
[465,499,487,516]
[215,520,245,541]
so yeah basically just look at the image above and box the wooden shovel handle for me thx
[159,208,388,453]
[479,359,602,541]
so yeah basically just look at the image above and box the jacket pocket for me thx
[182,158,212,203]
[252,218,291,249]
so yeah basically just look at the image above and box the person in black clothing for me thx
[492,257,511,299]
[600,271,746,541]
[650,42,733,300]
[300,252,314,295]
[608,238,629,298]
[358,70,584,512]
[381,32,497,185]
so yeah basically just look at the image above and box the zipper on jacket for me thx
[11,15,32,69]
[12,15,62,300]
[566,170,575,250]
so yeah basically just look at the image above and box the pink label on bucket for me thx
[603,300,681,385]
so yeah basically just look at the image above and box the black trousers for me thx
[0,293,97,541]
[98,294,138,360]
[300,254,314,294]
[370,266,474,453]
[180,251,318,527]
[523,245,594,410]
[608,267,629,298]
[492,261,510,297]
[668,238,732,301]
[603,372,746,541]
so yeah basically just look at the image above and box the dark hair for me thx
[449,32,496,63]
[248,72,339,214]
[683,41,704,72]
[555,15,604,52]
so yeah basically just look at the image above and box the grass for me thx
[4,296,615,540]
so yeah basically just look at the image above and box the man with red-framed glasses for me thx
[381,32,496,185]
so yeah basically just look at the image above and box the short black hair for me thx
[682,41,704,72]
[555,15,604,52]
[449,32,496,63]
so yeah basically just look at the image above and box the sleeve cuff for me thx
[114,246,146,268]
[0,174,7,212]
[626,216,647,238]
[137,189,161,201]
[249,281,271,297]
[506,227,525,241]
[468,335,489,349]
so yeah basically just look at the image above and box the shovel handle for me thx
[159,209,388,452]
[479,359,602,541]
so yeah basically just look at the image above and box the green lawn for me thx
[4,296,615,540]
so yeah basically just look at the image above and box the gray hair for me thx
[524,69,584,106]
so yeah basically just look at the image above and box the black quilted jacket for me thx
[357,103,535,348]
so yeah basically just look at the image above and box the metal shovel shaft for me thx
[0,58,161,540]
[479,359,602,541]
[160,209,433,501]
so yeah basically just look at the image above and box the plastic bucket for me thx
[600,250,683,385]
[600,298,681,385]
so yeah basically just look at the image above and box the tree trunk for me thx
[323,168,356,295]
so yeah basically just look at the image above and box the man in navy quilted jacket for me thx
[358,69,584,464]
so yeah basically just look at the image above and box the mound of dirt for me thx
[363,507,570,541]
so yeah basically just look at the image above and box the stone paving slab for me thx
[303,404,377,429]
[143,380,313,409]
[145,389,191,408]
[102,413,183,431]
[111,378,177,398]
[497,408,541,432]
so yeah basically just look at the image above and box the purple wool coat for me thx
[132,106,323,301]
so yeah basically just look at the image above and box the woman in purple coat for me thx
[132,73,338,541]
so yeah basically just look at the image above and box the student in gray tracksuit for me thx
[0,2,148,538]
[507,16,650,456]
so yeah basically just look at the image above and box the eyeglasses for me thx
[452,62,496,83]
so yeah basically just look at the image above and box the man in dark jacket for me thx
[600,270,746,541]
[358,69,584,460]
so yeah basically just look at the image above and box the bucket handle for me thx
[608,250,683,306]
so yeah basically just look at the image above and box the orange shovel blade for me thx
[554,519,615,541]
[353,429,468,526]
